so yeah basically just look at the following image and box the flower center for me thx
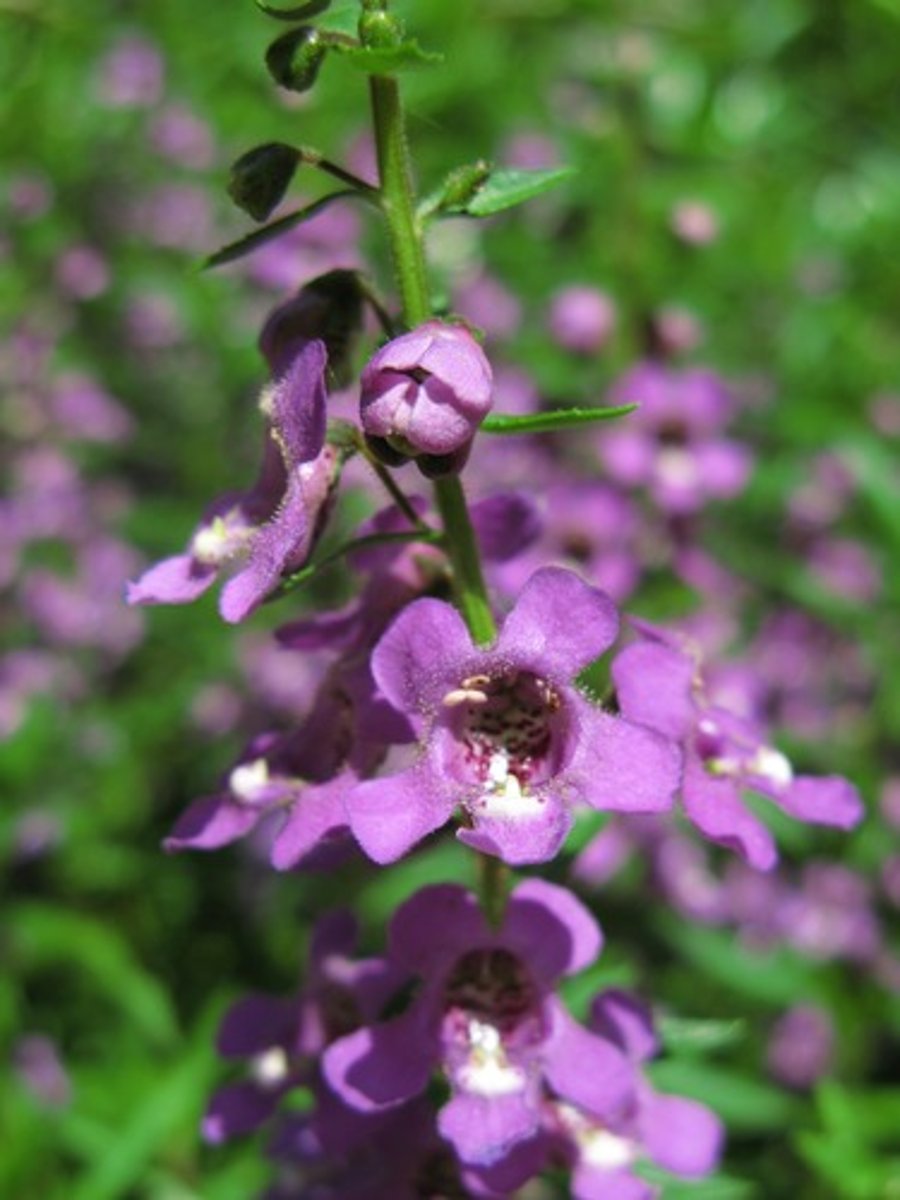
[441,669,564,802]
[441,949,541,1098]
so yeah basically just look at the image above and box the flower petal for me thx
[776,775,863,830]
[612,640,696,741]
[322,1007,436,1112]
[372,597,472,715]
[682,757,776,870]
[503,879,602,982]
[570,707,681,814]
[126,553,218,606]
[496,567,619,678]
[438,1088,541,1167]
[641,1092,724,1178]
[345,766,454,864]
[270,776,351,870]
[389,884,488,976]
[542,999,635,1121]
[163,794,260,852]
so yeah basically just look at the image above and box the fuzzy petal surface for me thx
[569,707,681,814]
[345,765,454,864]
[372,597,472,715]
[542,999,635,1121]
[641,1092,724,1178]
[270,776,352,870]
[612,640,697,741]
[775,775,864,829]
[496,567,619,678]
[126,553,218,606]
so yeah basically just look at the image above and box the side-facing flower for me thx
[128,339,339,622]
[550,989,723,1198]
[204,910,406,1144]
[323,880,636,1169]
[344,566,681,865]
[612,622,863,870]
[360,320,493,476]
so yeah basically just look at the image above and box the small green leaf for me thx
[227,142,302,222]
[658,1015,746,1056]
[202,190,360,269]
[454,166,575,217]
[418,159,493,219]
[481,404,637,435]
[332,38,443,74]
[255,0,330,20]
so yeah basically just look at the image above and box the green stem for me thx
[433,475,496,646]
[369,74,431,327]
[367,45,504,919]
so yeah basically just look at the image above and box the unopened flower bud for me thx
[259,269,364,385]
[265,27,328,94]
[359,320,492,475]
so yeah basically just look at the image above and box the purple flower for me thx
[550,989,723,1198]
[204,911,404,1144]
[600,362,751,514]
[323,880,635,1168]
[128,340,338,623]
[360,320,493,475]
[766,1005,834,1090]
[547,286,616,355]
[612,623,864,870]
[343,567,680,866]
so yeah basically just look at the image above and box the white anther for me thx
[251,1046,289,1087]
[749,745,794,790]
[442,687,489,707]
[229,758,270,802]
[458,1020,525,1097]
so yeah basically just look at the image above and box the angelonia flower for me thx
[547,285,616,355]
[600,361,751,515]
[360,320,493,477]
[343,567,681,865]
[612,622,863,869]
[670,200,720,246]
[127,338,340,623]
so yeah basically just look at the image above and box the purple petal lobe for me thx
[778,775,864,829]
[126,554,217,606]
[496,567,619,678]
[641,1093,724,1178]
[202,1082,279,1143]
[543,1000,635,1121]
[270,777,350,870]
[458,792,573,866]
[682,758,776,870]
[345,767,453,864]
[438,1089,540,1167]
[163,795,260,852]
[372,598,471,714]
[570,708,681,814]
[612,640,696,741]
[322,1008,435,1112]
[503,879,602,982]
[270,338,328,466]
[389,884,488,976]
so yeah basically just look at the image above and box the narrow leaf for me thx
[658,1015,746,1056]
[481,404,637,435]
[201,190,359,269]
[332,38,443,74]
[461,166,575,217]
[255,0,331,19]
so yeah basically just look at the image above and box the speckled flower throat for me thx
[443,948,537,1033]
[441,669,565,794]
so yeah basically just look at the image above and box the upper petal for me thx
[372,597,472,715]
[388,884,489,976]
[775,775,864,830]
[612,640,697,741]
[502,879,602,983]
[496,567,619,679]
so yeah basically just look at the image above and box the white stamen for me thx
[442,687,489,707]
[657,446,699,488]
[229,758,270,803]
[457,1020,525,1097]
[191,517,238,565]
[749,745,794,790]
[477,751,543,820]
[251,1046,289,1087]
[581,1127,637,1170]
